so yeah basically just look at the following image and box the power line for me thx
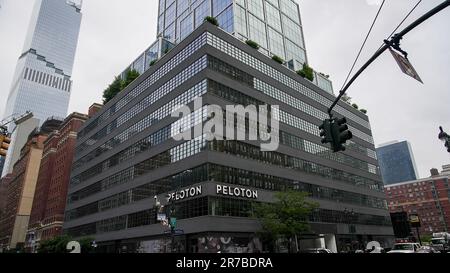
[377,0,423,51]
[340,0,387,91]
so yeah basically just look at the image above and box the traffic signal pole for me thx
[327,0,450,117]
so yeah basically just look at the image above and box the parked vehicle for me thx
[416,246,439,253]
[387,243,421,253]
[430,232,450,253]
[300,248,333,253]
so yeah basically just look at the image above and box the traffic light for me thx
[0,134,11,157]
[319,119,333,145]
[331,117,353,152]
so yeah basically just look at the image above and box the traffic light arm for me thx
[327,0,450,117]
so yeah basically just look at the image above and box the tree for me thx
[37,235,96,253]
[120,69,140,90]
[297,63,314,82]
[254,191,318,253]
[102,76,123,104]
[38,235,72,253]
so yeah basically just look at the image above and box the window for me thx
[180,13,194,40]
[195,1,209,28]
[234,4,248,37]
[265,1,282,32]
[216,6,233,33]
[212,0,232,16]
[248,14,267,48]
[248,0,264,19]
[268,27,284,59]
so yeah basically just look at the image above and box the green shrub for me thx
[246,40,260,50]
[297,63,314,82]
[204,16,219,26]
[272,55,284,64]
[360,109,367,114]
[352,103,359,110]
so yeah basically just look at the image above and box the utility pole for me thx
[327,0,450,117]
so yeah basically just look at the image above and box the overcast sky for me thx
[0,0,449,178]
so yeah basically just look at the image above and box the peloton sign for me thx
[166,184,259,202]
[216,185,258,200]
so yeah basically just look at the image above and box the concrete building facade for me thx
[64,24,394,253]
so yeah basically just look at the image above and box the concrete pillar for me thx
[315,237,326,248]
[325,234,337,253]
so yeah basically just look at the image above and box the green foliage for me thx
[352,103,359,110]
[38,235,96,253]
[102,69,141,105]
[421,235,432,243]
[150,60,157,66]
[254,191,318,253]
[340,94,352,103]
[296,63,314,82]
[38,235,72,253]
[120,69,140,90]
[102,76,123,105]
[204,16,219,26]
[272,55,284,64]
[360,109,367,114]
[246,40,260,50]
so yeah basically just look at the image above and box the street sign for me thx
[409,214,421,228]
[389,48,423,84]
[170,217,177,228]
[157,213,167,222]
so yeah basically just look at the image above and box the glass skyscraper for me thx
[3,0,82,127]
[376,141,419,185]
[152,0,332,93]
[2,0,82,177]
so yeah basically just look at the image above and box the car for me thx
[366,246,385,253]
[387,243,421,253]
[300,248,333,253]
[415,246,440,253]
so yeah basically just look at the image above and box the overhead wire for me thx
[340,0,387,91]
[377,0,423,51]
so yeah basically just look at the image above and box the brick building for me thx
[0,118,62,251]
[26,112,89,251]
[385,171,450,237]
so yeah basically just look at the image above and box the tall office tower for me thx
[2,0,82,177]
[64,22,394,253]
[137,0,332,93]
[376,141,419,185]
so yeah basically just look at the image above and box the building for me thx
[0,175,12,252]
[385,172,450,237]
[124,0,333,94]
[1,117,40,177]
[25,112,89,252]
[64,20,393,253]
[2,0,82,176]
[0,118,62,251]
[376,141,419,185]
[441,164,450,176]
